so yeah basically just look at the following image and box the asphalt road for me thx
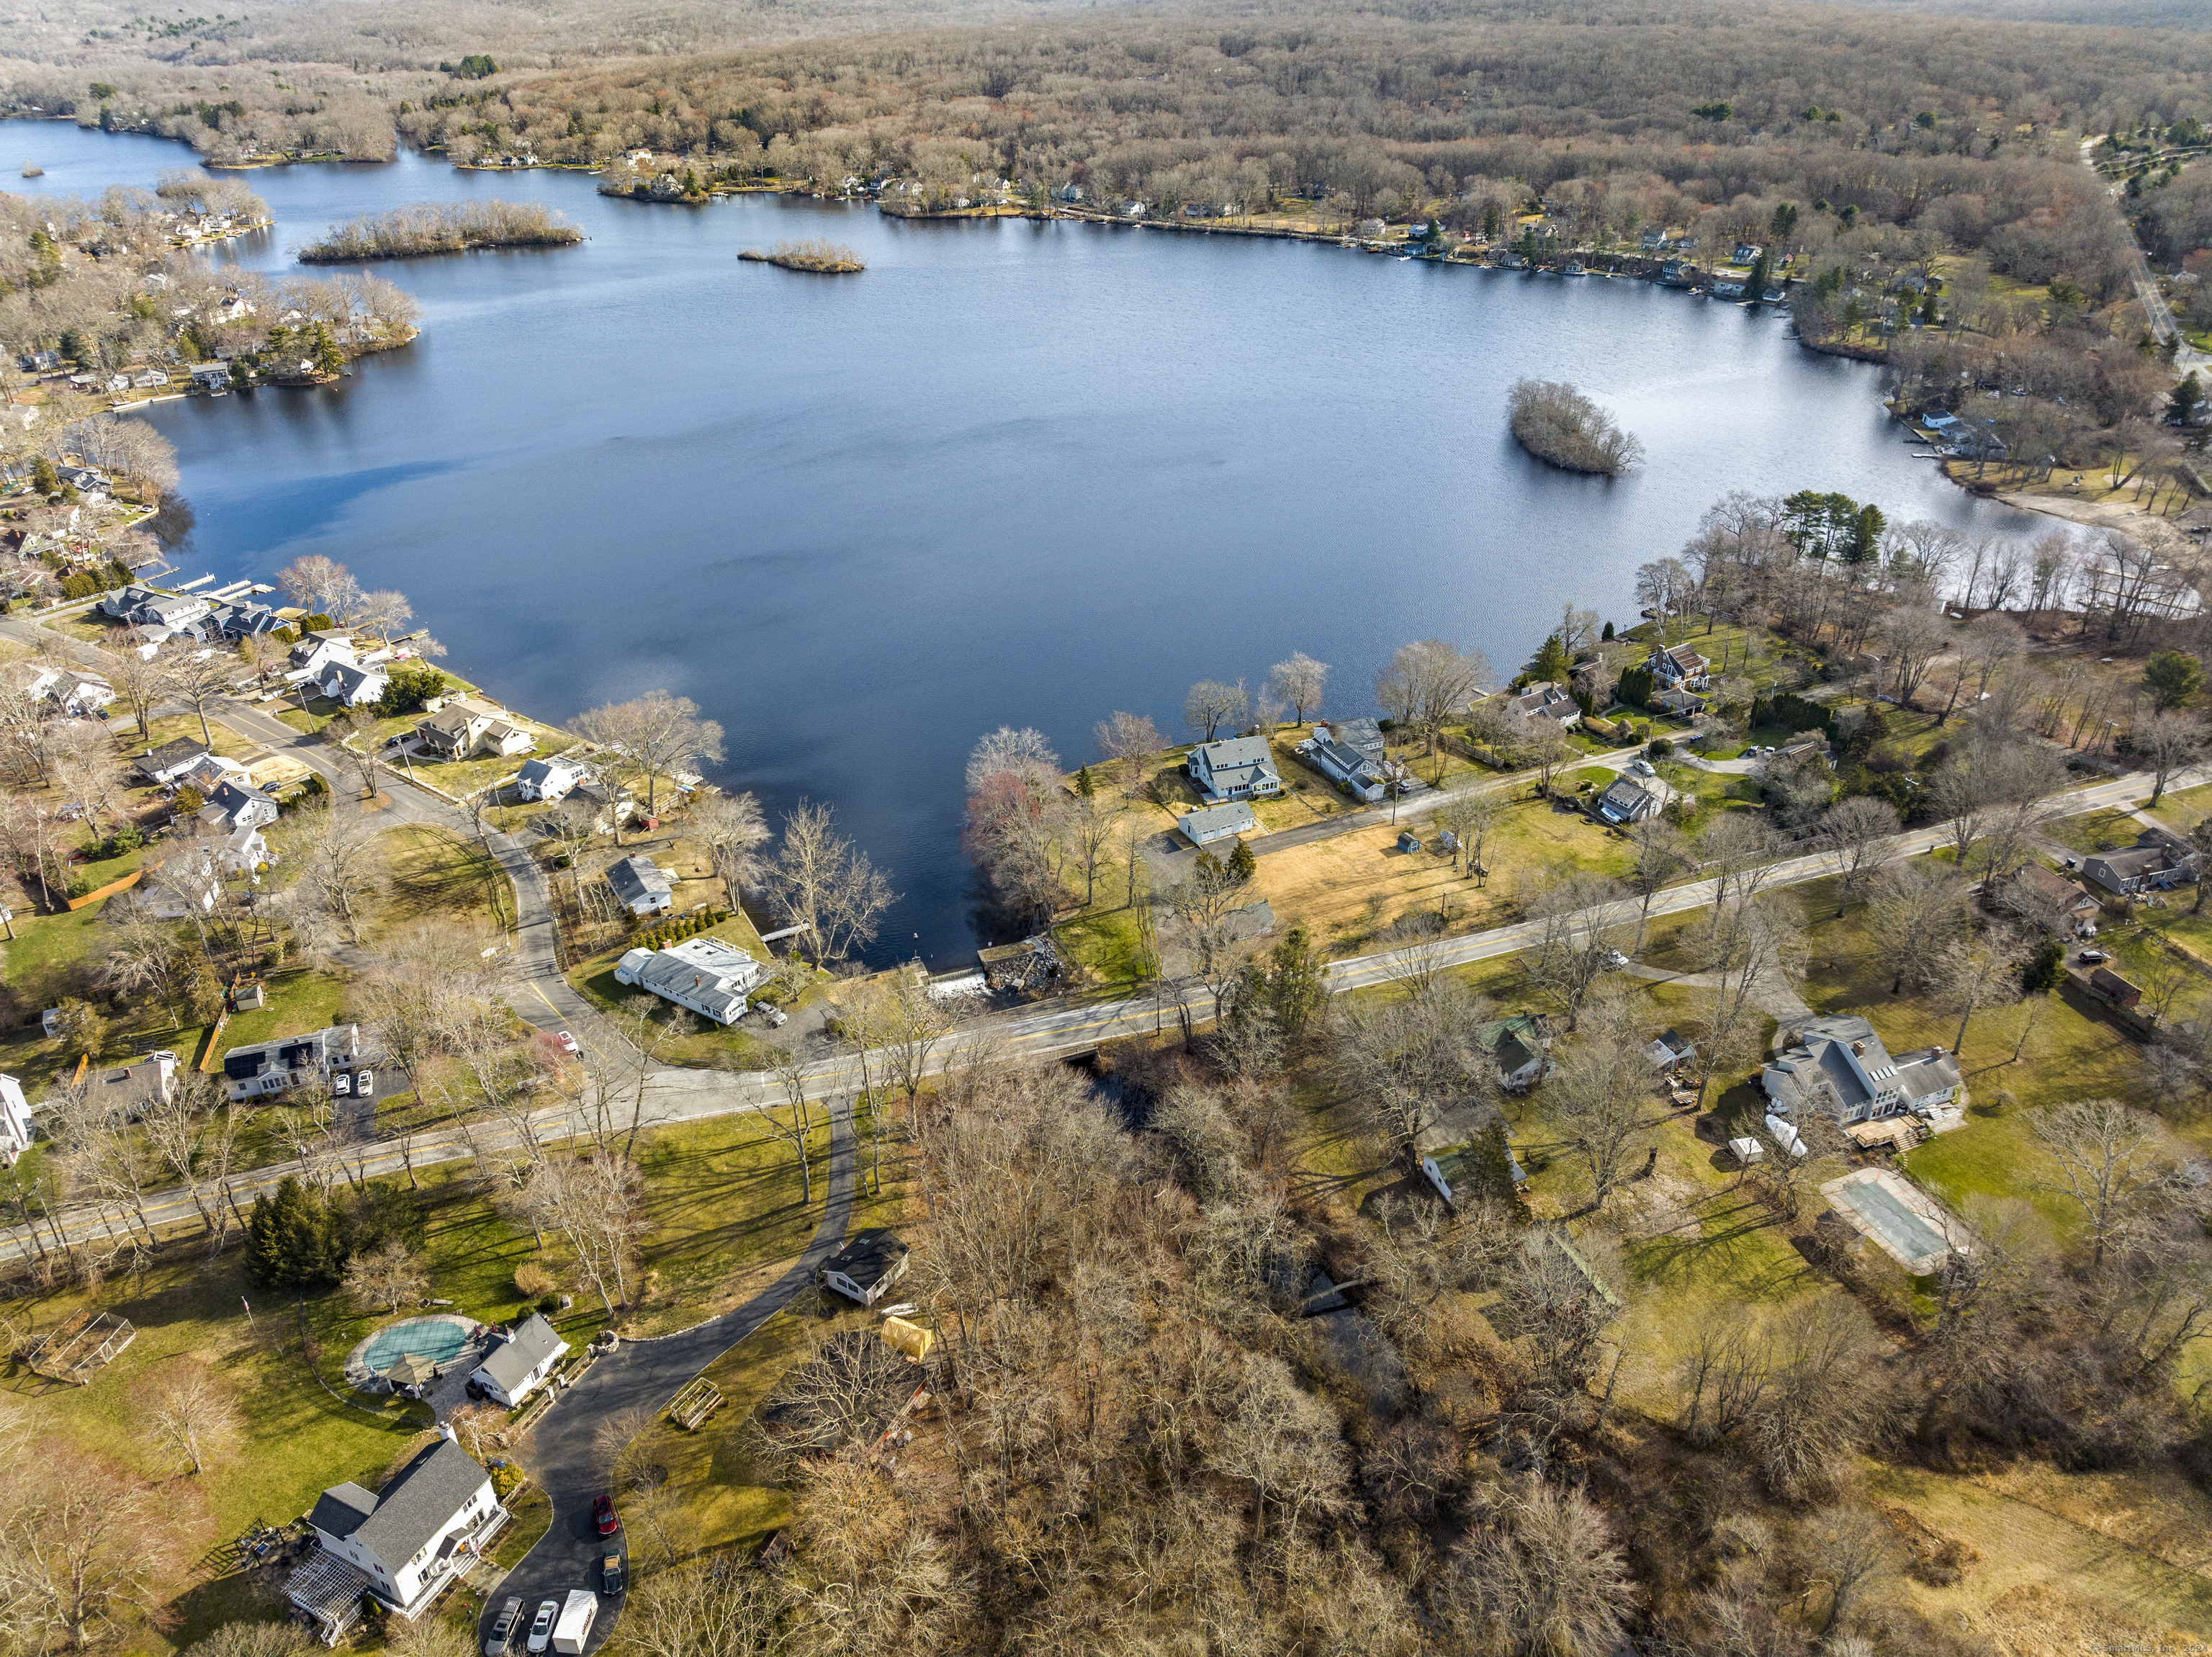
[477,1095,856,1656]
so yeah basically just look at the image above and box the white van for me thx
[551,1590,598,1655]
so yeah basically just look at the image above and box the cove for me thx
[11,122,2041,966]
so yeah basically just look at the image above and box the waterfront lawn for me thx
[364,823,513,940]
[563,907,786,1071]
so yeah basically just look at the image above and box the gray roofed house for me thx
[468,1311,568,1408]
[821,1229,911,1306]
[1509,681,1581,728]
[516,757,588,803]
[613,935,765,1025]
[97,585,211,632]
[296,1436,505,1632]
[1321,717,1388,760]
[606,854,675,916]
[210,601,281,639]
[317,658,387,709]
[133,737,211,785]
[1594,775,1662,824]
[1476,1014,1551,1090]
[1296,734,1387,802]
[1763,1012,1962,1126]
[1177,801,1257,847]
[1187,735,1282,802]
[221,1023,360,1102]
[199,778,279,835]
[2080,827,2198,898]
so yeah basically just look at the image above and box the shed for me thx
[822,1229,911,1307]
[1396,830,1421,853]
[2090,966,2142,1009]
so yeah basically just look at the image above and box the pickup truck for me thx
[601,1553,624,1595]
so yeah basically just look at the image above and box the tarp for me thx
[880,1316,934,1362]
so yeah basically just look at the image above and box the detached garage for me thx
[1179,801,1256,849]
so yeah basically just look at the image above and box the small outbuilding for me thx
[1177,801,1256,848]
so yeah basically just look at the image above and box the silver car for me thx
[526,1600,559,1655]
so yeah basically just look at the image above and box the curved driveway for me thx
[480,1094,855,1653]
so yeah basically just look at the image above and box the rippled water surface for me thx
[11,121,2038,963]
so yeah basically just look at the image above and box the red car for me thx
[593,1494,619,1537]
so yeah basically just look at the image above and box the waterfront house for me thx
[2080,827,2198,898]
[132,368,167,389]
[515,758,588,803]
[55,464,108,495]
[820,1229,911,1308]
[290,1435,507,1640]
[1593,775,1662,825]
[606,854,676,917]
[211,600,281,639]
[1710,279,1746,298]
[1640,228,1668,251]
[468,1312,567,1408]
[189,363,230,392]
[1319,717,1388,762]
[99,585,211,632]
[0,1074,31,1165]
[613,935,766,1025]
[1762,1012,1961,1126]
[317,658,387,709]
[1177,801,1259,848]
[1187,736,1283,803]
[1508,681,1582,729]
[1733,242,1762,264]
[221,1023,360,1102]
[133,737,212,786]
[1295,732,1388,802]
[1647,643,1712,689]
[415,699,529,761]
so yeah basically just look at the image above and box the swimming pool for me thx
[360,1316,474,1374]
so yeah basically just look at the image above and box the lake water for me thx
[9,121,2040,966]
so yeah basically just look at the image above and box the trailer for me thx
[551,1590,597,1656]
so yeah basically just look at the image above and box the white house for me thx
[1593,775,1663,825]
[1647,643,1712,691]
[220,1024,360,1102]
[613,935,766,1025]
[467,1312,567,1408]
[1762,1012,1962,1126]
[1186,736,1282,803]
[292,1435,507,1638]
[1177,801,1257,848]
[820,1229,911,1308]
[0,1074,34,1164]
[1295,732,1387,803]
[516,758,588,802]
[133,737,212,786]
[318,658,388,709]
[198,779,279,836]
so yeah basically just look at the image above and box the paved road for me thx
[2083,137,2211,372]
[479,1096,857,1656]
[3,750,2197,1264]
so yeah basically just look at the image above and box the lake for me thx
[8,120,2039,966]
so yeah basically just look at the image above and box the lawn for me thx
[2046,802,2149,858]
[364,824,513,940]
[1242,789,1635,959]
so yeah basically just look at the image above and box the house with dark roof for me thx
[1318,718,1387,762]
[132,737,211,786]
[1295,732,1387,802]
[1997,863,2101,933]
[221,1023,360,1102]
[821,1229,911,1307]
[2089,966,2143,1010]
[292,1434,506,1635]
[199,778,279,838]
[606,854,675,917]
[1645,1028,1696,1074]
[1762,1012,1961,1126]
[1647,643,1712,690]
[516,757,588,803]
[1187,736,1282,803]
[1593,775,1663,825]
[467,1312,568,1408]
[86,1050,177,1121]
[2080,827,2198,899]
[1476,1015,1551,1091]
[1508,681,1582,729]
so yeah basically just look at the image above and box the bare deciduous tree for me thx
[2034,1096,2191,1271]
[761,800,894,966]
[341,1239,428,1312]
[144,1360,243,1474]
[1183,678,1249,742]
[575,689,726,817]
[1267,652,1329,724]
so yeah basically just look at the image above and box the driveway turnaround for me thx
[477,1097,856,1655]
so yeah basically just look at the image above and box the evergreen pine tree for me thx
[1076,765,1094,797]
[248,1176,340,1290]
[1228,838,1257,884]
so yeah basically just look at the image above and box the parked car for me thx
[525,1600,559,1656]
[355,1069,374,1094]
[557,1030,580,1056]
[594,1494,619,1536]
[1602,950,1630,970]
[2079,949,2110,964]
[758,1005,788,1028]
[331,1072,351,1096]
[487,1597,523,1656]
[601,1553,625,1595]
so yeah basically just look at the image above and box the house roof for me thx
[332,1438,490,1571]
[1326,717,1387,758]
[824,1228,909,1290]
[418,699,500,738]
[2091,966,2141,1000]
[307,1481,379,1540]
[1765,1012,1961,1115]
[606,856,674,907]
[1192,736,1279,789]
[1596,776,1656,817]
[1179,801,1256,839]
[2014,863,2097,912]
[518,757,584,789]
[321,660,385,696]
[137,737,210,776]
[475,1313,567,1394]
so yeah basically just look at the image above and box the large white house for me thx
[1186,736,1282,803]
[467,1311,568,1408]
[614,935,767,1025]
[1763,1013,1961,1126]
[291,1434,507,1640]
